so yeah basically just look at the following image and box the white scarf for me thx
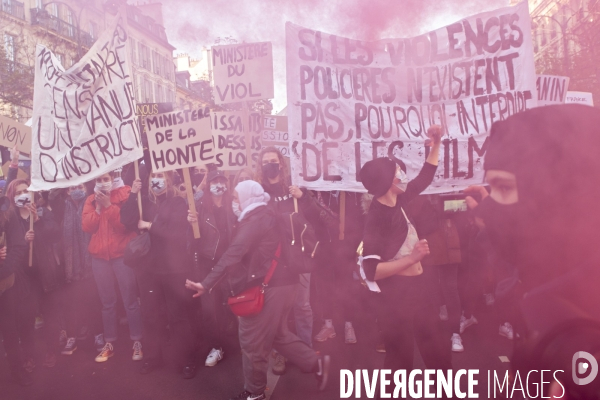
[235,180,270,222]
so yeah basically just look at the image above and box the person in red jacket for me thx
[82,171,142,363]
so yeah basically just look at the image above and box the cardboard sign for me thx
[262,115,289,158]
[285,2,537,193]
[566,91,594,106]
[536,75,570,106]
[145,107,213,173]
[210,111,262,168]
[212,42,274,105]
[0,115,32,156]
[30,15,142,190]
[135,102,174,116]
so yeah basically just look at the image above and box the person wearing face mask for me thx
[360,126,453,380]
[58,184,103,357]
[187,169,236,368]
[255,146,322,375]
[5,180,62,370]
[185,180,330,400]
[121,171,196,378]
[82,172,142,364]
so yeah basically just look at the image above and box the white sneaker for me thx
[344,323,357,344]
[314,323,336,342]
[205,348,224,367]
[499,323,514,340]
[132,341,143,361]
[451,333,464,352]
[485,293,496,306]
[439,305,448,321]
[459,315,478,334]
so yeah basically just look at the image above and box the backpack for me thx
[277,209,320,273]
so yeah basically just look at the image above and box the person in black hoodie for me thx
[0,195,29,385]
[360,125,452,378]
[121,170,196,379]
[255,146,321,374]
[187,169,236,368]
[185,180,330,400]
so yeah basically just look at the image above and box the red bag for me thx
[227,244,282,317]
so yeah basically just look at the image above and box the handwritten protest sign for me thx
[286,1,536,193]
[30,15,142,191]
[566,91,594,106]
[210,111,262,168]
[212,42,274,105]
[145,107,213,173]
[536,75,569,106]
[136,102,174,136]
[0,115,32,156]
[262,115,289,157]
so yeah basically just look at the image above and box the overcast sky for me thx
[160,0,510,113]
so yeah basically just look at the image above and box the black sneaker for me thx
[315,355,331,391]
[140,358,163,375]
[229,390,265,400]
[61,338,77,355]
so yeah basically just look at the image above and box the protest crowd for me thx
[2,2,600,400]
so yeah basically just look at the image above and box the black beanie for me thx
[360,157,396,198]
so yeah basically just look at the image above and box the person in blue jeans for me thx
[82,172,143,363]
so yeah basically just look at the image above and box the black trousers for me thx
[0,282,22,374]
[137,271,195,367]
[59,277,103,338]
[434,264,462,334]
[378,269,452,372]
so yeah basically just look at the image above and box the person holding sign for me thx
[5,181,62,369]
[121,171,196,378]
[187,169,237,368]
[359,126,453,376]
[82,172,142,364]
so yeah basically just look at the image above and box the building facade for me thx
[0,0,177,121]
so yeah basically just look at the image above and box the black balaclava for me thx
[482,104,600,288]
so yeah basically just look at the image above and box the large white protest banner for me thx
[212,42,274,105]
[286,1,537,193]
[30,15,142,191]
[536,75,569,106]
[145,107,213,173]
[262,115,289,157]
[210,111,262,168]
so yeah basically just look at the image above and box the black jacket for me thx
[0,212,27,281]
[201,205,296,296]
[121,193,192,274]
[362,162,437,283]
[193,197,236,262]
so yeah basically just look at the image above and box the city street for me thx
[1,299,515,400]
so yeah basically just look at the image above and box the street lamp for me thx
[36,1,87,61]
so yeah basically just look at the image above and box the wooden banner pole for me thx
[28,192,34,267]
[339,191,346,241]
[133,160,143,219]
[182,167,200,238]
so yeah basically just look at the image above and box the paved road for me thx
[1,299,515,400]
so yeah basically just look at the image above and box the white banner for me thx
[286,1,537,193]
[145,107,213,173]
[536,75,569,106]
[566,91,594,106]
[262,115,289,158]
[212,42,274,105]
[30,15,142,191]
[210,111,262,169]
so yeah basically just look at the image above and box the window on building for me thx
[166,88,173,103]
[56,53,64,65]
[139,75,145,102]
[4,34,16,62]
[66,9,74,38]
[35,0,43,9]
[144,78,153,102]
[50,3,58,17]
[130,38,136,65]
[89,22,97,40]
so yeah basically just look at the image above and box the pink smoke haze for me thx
[161,0,510,111]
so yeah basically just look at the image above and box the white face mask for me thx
[14,193,30,208]
[232,201,241,217]
[95,182,112,193]
[150,178,166,194]
[210,183,227,197]
[111,177,124,191]
[394,169,409,192]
